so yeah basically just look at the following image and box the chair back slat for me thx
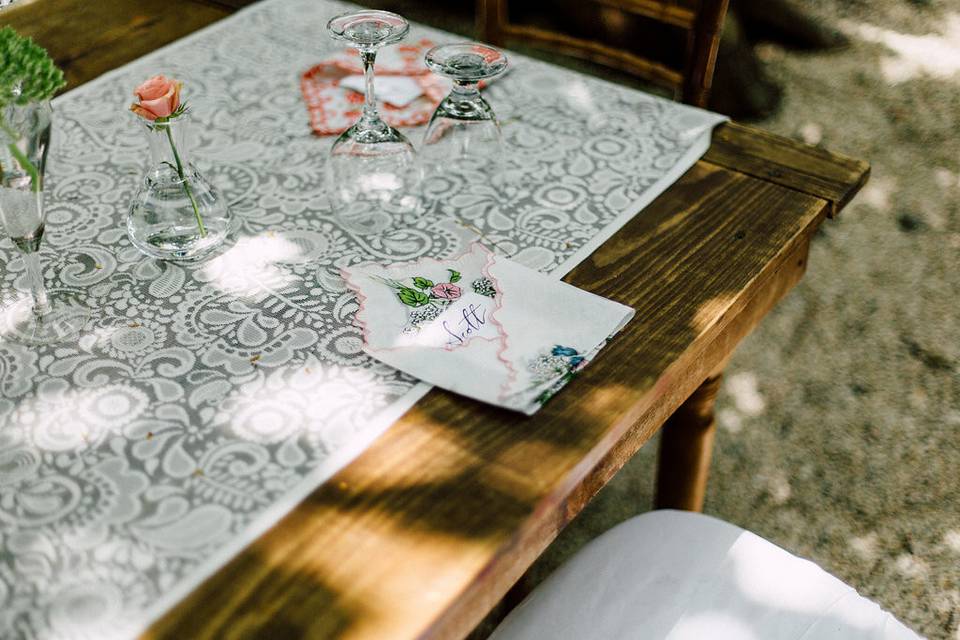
[476,0,729,108]
[593,0,695,29]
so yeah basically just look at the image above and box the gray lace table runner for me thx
[0,1,725,637]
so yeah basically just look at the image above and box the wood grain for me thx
[496,22,684,89]
[475,0,728,107]
[2,1,870,638]
[654,373,723,511]
[148,162,833,640]
[0,0,232,91]
[704,121,871,217]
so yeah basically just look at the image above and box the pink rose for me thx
[431,282,462,300]
[130,75,182,121]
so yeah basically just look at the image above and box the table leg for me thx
[654,373,723,511]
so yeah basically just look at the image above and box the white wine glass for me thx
[326,10,421,226]
[420,43,508,182]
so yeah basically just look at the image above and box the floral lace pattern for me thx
[0,0,724,637]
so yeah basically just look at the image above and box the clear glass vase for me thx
[0,99,88,345]
[127,112,232,262]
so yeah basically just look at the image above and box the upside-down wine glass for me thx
[326,10,420,221]
[420,43,508,185]
[0,99,87,344]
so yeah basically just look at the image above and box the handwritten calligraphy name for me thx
[443,303,488,346]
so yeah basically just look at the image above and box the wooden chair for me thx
[476,0,729,108]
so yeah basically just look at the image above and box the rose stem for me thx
[164,123,206,237]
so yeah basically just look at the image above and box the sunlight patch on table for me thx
[212,359,396,447]
[200,233,306,297]
[12,384,148,452]
[691,293,736,334]
[580,383,635,419]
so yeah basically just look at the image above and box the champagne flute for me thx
[0,100,87,344]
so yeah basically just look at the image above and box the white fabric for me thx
[491,510,923,640]
[338,74,425,107]
[343,242,634,414]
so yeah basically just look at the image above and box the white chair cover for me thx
[491,510,922,640]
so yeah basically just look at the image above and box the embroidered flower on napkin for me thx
[342,243,634,414]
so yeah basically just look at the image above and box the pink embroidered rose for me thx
[431,282,462,300]
[130,75,182,121]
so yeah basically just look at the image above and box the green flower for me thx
[0,27,66,105]
[0,28,65,192]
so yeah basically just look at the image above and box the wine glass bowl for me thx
[420,43,508,187]
[325,10,420,223]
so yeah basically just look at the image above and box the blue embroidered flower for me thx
[527,345,588,406]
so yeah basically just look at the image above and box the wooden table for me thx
[3,1,870,638]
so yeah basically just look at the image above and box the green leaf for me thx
[397,287,430,307]
[412,276,434,290]
[448,269,461,283]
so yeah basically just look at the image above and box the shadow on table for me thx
[148,549,359,638]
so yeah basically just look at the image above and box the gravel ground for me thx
[361,1,960,637]
[706,3,960,636]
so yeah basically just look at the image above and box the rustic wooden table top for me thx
[3,1,869,638]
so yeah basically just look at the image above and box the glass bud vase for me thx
[127,112,231,262]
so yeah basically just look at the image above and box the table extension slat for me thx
[704,121,871,217]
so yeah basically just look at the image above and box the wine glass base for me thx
[0,294,89,346]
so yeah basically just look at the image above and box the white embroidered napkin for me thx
[343,243,635,415]
[338,75,425,107]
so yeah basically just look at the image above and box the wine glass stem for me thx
[452,80,480,100]
[22,250,50,317]
[360,49,379,123]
